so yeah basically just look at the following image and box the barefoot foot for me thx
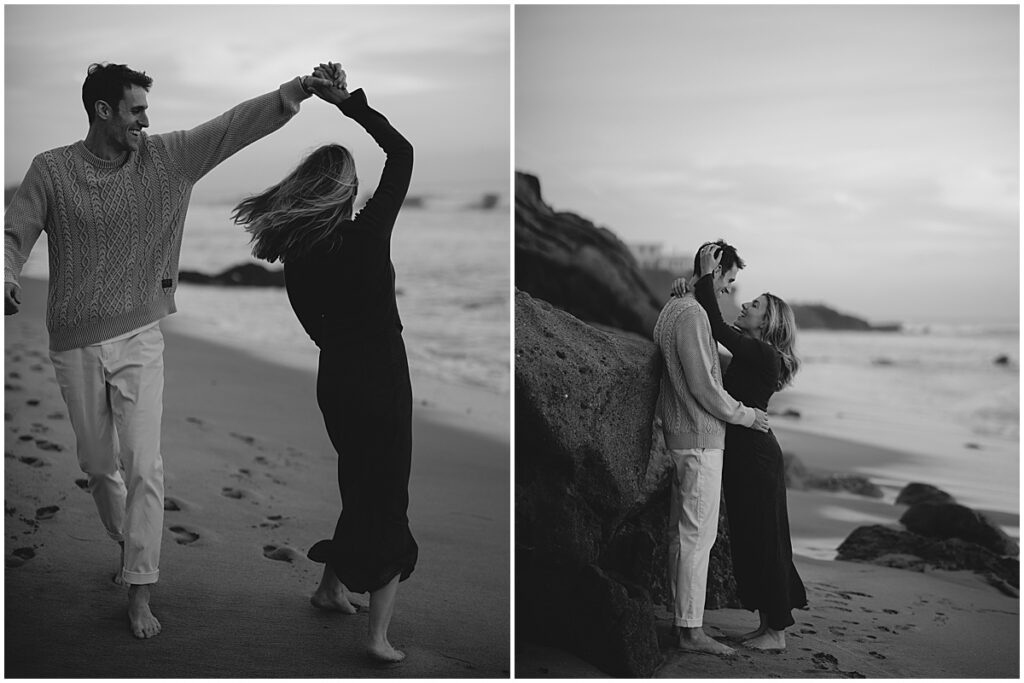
[678,627,735,655]
[128,585,161,639]
[311,587,359,614]
[734,625,768,642]
[367,641,406,664]
[112,542,128,587]
[745,630,786,651]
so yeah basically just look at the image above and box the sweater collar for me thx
[74,140,131,170]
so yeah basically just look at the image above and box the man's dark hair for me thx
[82,63,152,124]
[693,239,744,277]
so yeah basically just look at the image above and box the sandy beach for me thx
[516,422,1019,678]
[5,276,509,677]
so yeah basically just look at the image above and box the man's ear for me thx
[94,100,112,121]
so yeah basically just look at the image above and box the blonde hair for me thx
[232,144,358,263]
[760,293,800,390]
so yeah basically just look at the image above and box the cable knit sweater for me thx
[653,292,756,450]
[4,77,310,351]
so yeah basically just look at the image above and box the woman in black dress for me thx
[232,63,417,663]
[687,243,807,651]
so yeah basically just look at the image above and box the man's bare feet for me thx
[367,640,406,664]
[113,542,128,587]
[744,629,786,651]
[128,584,161,639]
[677,627,735,655]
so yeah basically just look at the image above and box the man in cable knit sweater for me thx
[653,239,769,655]
[4,62,338,639]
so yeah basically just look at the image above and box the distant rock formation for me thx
[838,488,1019,593]
[790,303,901,332]
[895,482,956,507]
[515,290,738,677]
[783,453,883,498]
[515,172,662,338]
[178,263,284,287]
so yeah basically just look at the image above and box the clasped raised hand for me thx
[305,61,350,105]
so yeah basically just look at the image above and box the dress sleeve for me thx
[694,274,762,362]
[335,89,413,237]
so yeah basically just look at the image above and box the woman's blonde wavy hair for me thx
[759,293,801,390]
[232,144,358,263]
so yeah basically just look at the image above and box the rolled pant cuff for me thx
[122,569,159,585]
[675,618,703,628]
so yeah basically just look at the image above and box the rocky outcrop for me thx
[515,290,737,677]
[178,263,284,287]
[836,525,1019,589]
[515,172,663,338]
[900,503,1019,556]
[783,454,883,498]
[895,483,956,507]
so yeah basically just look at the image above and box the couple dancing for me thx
[655,240,807,654]
[5,60,416,662]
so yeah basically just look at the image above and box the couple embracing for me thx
[6,59,415,662]
[654,240,807,654]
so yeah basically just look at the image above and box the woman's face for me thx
[735,294,769,334]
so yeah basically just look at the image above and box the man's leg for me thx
[669,448,732,655]
[49,345,127,581]
[106,326,165,638]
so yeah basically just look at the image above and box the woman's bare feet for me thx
[744,628,786,651]
[677,627,735,655]
[736,625,768,642]
[127,584,161,639]
[367,640,406,663]
[311,565,360,613]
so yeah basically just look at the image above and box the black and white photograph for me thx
[5,4,509,677]
[515,5,1018,678]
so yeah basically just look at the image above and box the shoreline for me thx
[5,277,510,677]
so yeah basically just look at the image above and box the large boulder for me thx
[783,453,883,498]
[837,524,1019,588]
[515,172,663,338]
[900,503,1019,556]
[895,482,956,506]
[515,290,737,677]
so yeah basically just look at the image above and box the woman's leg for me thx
[311,564,359,614]
[367,574,404,662]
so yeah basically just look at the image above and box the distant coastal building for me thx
[628,243,690,274]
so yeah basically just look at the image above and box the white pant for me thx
[668,447,724,627]
[49,325,165,585]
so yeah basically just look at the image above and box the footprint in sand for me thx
[8,371,21,379]
[18,435,33,442]
[868,651,886,660]
[164,497,182,511]
[47,411,64,420]
[262,544,302,563]
[221,487,246,500]
[186,416,205,426]
[29,364,44,372]
[34,439,64,452]
[5,383,23,392]
[6,547,36,568]
[26,399,40,406]
[260,514,285,529]
[883,609,898,615]
[18,456,47,468]
[230,432,257,446]
[75,478,89,491]
[35,505,59,520]
[169,526,200,545]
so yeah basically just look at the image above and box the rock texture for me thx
[895,482,956,506]
[836,525,1019,589]
[899,503,1019,556]
[515,290,738,677]
[515,172,662,338]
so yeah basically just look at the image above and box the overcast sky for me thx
[517,5,1018,325]
[5,4,509,204]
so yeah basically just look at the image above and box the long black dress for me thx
[283,89,418,594]
[693,275,807,630]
